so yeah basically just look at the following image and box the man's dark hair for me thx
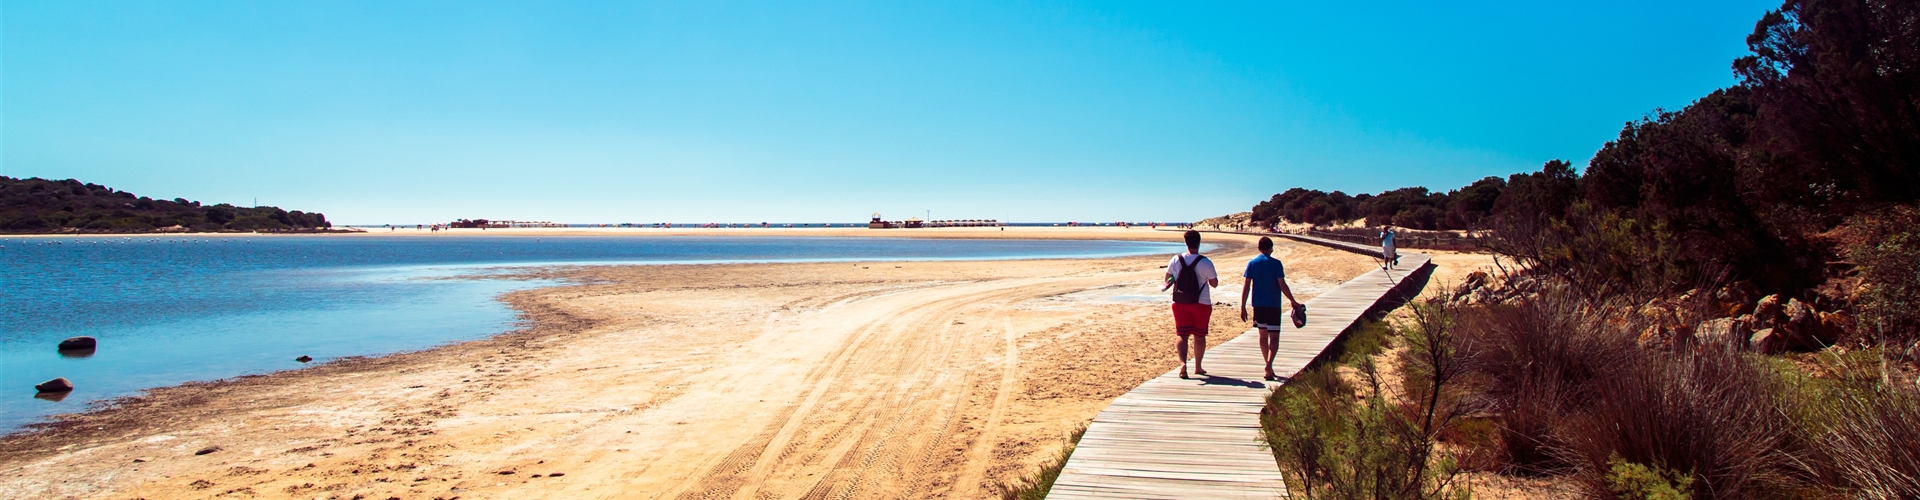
[1258,237,1273,253]
[1183,230,1201,250]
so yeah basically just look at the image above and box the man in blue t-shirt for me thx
[1239,237,1300,381]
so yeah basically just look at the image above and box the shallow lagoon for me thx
[0,235,1181,431]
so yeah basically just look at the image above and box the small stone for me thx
[35,377,74,393]
[497,470,514,475]
[133,457,153,463]
[57,336,97,351]
[195,446,222,455]
[547,472,564,477]
[295,355,313,363]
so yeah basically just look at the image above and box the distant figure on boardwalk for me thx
[1163,230,1218,379]
[1380,225,1398,268]
[1239,237,1300,381]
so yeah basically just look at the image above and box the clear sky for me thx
[3,1,1779,224]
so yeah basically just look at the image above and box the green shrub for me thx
[1263,302,1467,500]
[1846,206,1920,346]
[1606,455,1694,500]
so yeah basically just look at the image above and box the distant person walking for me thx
[1239,237,1300,381]
[1163,230,1218,379]
[1380,225,1398,269]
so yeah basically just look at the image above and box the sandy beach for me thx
[0,228,1437,499]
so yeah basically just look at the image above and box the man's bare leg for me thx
[1260,329,1278,379]
[1176,334,1190,378]
[1193,335,1208,376]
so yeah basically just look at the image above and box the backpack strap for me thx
[1177,254,1206,279]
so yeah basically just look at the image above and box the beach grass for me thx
[994,424,1088,500]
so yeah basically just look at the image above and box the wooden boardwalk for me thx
[1047,234,1430,499]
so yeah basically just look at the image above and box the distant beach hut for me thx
[869,213,897,229]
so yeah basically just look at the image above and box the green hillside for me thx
[0,176,331,233]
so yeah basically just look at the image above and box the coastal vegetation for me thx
[1257,1,1920,499]
[0,176,332,233]
[1254,0,1919,299]
[995,425,1085,500]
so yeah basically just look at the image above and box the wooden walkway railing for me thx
[1047,234,1431,499]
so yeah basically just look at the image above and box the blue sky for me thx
[4,1,1778,224]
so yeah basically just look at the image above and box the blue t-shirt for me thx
[1243,254,1287,308]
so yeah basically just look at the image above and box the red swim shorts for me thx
[1171,303,1212,337]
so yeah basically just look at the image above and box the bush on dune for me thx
[1838,206,1920,347]
[1265,309,1471,500]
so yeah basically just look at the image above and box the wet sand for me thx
[0,228,1382,499]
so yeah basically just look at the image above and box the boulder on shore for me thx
[57,336,96,351]
[295,355,313,363]
[35,377,74,393]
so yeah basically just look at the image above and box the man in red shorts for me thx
[1162,230,1218,379]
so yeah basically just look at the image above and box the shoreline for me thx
[1,225,1195,240]
[0,228,1399,499]
[1,227,1189,433]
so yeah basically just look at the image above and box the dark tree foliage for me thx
[1253,0,1920,297]
[1735,0,1920,212]
[0,176,331,233]
[1250,181,1505,231]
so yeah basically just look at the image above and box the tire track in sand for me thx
[949,317,1021,497]
[665,276,1089,499]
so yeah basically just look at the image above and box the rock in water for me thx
[57,336,97,351]
[35,377,74,393]
[295,355,313,363]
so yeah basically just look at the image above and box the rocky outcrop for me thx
[1637,298,1693,349]
[1750,328,1789,354]
[1695,316,1754,350]
[35,377,74,393]
[1715,282,1761,316]
[1454,271,1491,298]
[1449,277,1855,355]
[1753,295,1784,325]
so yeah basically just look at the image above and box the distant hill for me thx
[0,176,332,233]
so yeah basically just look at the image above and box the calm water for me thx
[0,235,1180,432]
